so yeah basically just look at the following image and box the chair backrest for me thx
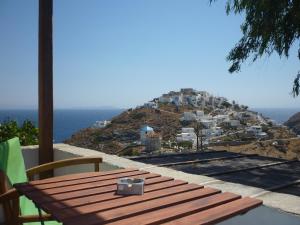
[0,138,62,225]
[0,137,41,224]
[0,137,28,188]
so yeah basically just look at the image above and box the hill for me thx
[65,107,182,154]
[66,89,296,158]
[284,112,300,134]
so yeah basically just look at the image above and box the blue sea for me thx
[252,108,300,124]
[0,108,299,143]
[0,109,124,143]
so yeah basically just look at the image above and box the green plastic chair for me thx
[0,137,102,225]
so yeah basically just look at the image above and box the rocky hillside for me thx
[65,107,182,154]
[66,88,297,158]
[284,112,300,134]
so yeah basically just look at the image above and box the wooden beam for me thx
[38,0,53,178]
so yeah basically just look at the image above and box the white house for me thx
[92,120,111,128]
[246,125,262,135]
[187,95,198,106]
[213,115,229,123]
[182,127,195,133]
[176,127,196,143]
[257,132,268,139]
[176,133,196,142]
[211,127,223,136]
[200,119,216,128]
[202,128,213,137]
[158,94,171,103]
[170,94,183,106]
[229,120,241,127]
[198,91,210,98]
[182,112,197,121]
[181,88,194,94]
[195,110,205,118]
[144,101,158,109]
[246,125,268,138]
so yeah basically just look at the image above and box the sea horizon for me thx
[0,108,124,143]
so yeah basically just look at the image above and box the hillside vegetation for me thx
[65,107,181,154]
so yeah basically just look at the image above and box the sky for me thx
[1,0,300,109]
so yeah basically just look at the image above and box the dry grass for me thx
[212,138,300,160]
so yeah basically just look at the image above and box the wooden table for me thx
[15,168,262,225]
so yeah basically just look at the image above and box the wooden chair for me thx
[0,137,102,225]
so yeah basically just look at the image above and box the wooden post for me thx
[38,0,53,178]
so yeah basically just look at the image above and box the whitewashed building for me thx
[176,127,196,143]
[229,120,241,127]
[200,119,216,128]
[246,125,262,135]
[159,94,171,103]
[211,127,223,136]
[176,133,196,143]
[92,120,111,128]
[182,112,197,121]
[182,127,195,133]
[144,101,158,109]
[213,115,229,123]
[195,110,205,118]
[170,94,183,106]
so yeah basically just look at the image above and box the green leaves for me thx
[0,120,38,146]
[212,0,300,96]
[293,72,300,97]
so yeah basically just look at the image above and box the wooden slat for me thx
[41,180,189,211]
[32,176,174,205]
[18,170,148,192]
[161,197,262,225]
[107,192,241,225]
[144,179,188,192]
[62,187,221,225]
[28,168,139,185]
[18,171,151,196]
[50,183,203,220]
[25,173,164,204]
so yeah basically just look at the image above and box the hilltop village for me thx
[66,89,299,159]
[139,88,272,148]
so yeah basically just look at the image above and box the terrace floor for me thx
[127,150,300,224]
[129,150,300,197]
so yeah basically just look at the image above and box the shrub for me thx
[222,136,234,142]
[222,101,232,108]
[178,141,193,149]
[261,124,269,132]
[0,119,38,145]
[119,148,140,156]
[131,112,146,120]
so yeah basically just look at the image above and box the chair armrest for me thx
[0,189,19,203]
[26,157,103,180]
[19,214,53,223]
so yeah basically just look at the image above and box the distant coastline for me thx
[252,108,300,124]
[0,109,124,143]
